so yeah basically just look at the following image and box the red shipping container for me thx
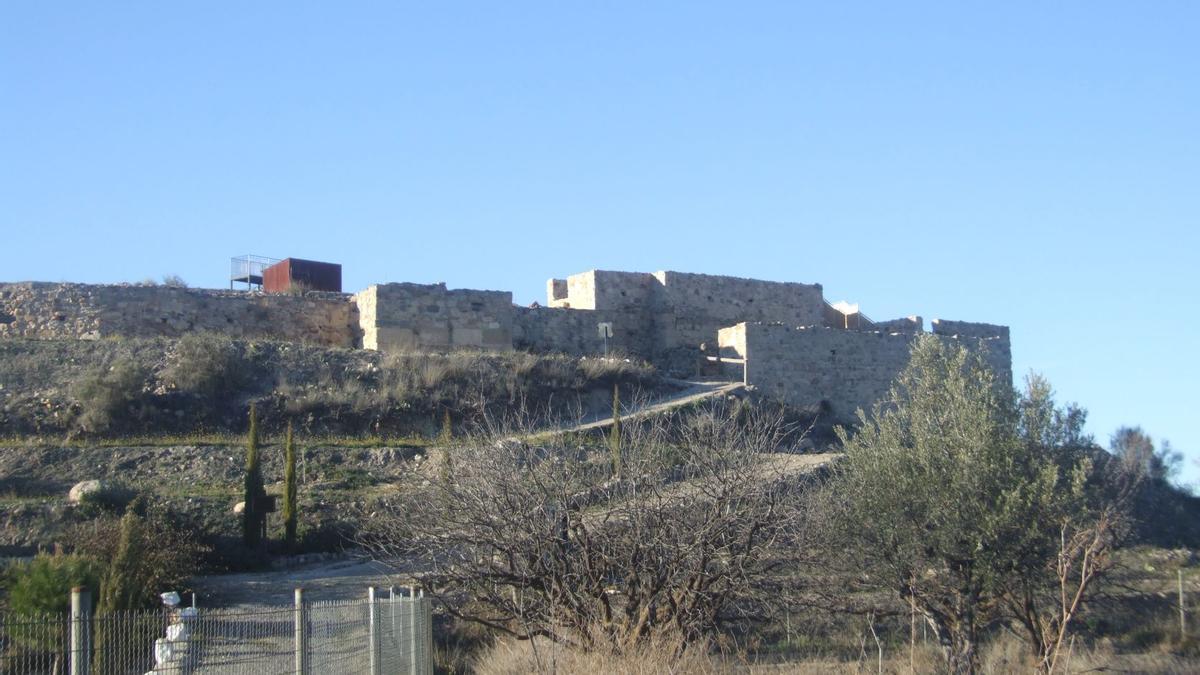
[263,258,342,293]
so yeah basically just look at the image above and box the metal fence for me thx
[0,587,432,675]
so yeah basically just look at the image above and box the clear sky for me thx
[2,3,1196,485]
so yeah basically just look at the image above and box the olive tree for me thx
[362,402,818,654]
[827,335,1131,675]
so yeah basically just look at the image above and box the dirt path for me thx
[559,379,747,433]
[191,556,413,608]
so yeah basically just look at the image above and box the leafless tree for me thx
[361,400,821,654]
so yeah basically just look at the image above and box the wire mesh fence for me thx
[0,587,432,675]
[0,612,68,674]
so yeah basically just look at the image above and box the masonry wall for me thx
[873,316,924,334]
[547,270,658,312]
[932,319,1013,385]
[512,306,653,357]
[651,271,826,352]
[356,283,513,352]
[0,282,357,346]
[719,321,1011,421]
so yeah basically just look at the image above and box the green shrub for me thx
[2,553,103,659]
[164,334,248,399]
[4,553,103,615]
[71,357,151,433]
[71,503,208,608]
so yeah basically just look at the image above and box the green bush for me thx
[4,553,103,615]
[71,357,150,433]
[71,503,208,608]
[164,334,249,399]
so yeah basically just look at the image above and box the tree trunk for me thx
[945,631,978,675]
[925,614,978,675]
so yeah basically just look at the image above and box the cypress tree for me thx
[610,384,622,478]
[242,403,266,548]
[94,501,145,672]
[282,421,298,552]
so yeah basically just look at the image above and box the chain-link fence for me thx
[0,587,432,675]
[0,612,68,674]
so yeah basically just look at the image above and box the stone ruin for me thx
[0,269,1010,422]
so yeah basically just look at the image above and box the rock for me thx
[232,501,246,515]
[68,480,106,503]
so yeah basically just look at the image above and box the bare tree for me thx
[361,400,820,654]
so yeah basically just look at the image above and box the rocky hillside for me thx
[0,336,670,438]
[0,440,425,558]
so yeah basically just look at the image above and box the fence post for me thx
[368,587,381,675]
[410,588,420,675]
[387,586,397,669]
[294,588,309,675]
[1180,569,1187,640]
[421,590,433,675]
[69,586,91,675]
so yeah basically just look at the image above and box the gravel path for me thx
[191,556,413,608]
[559,379,747,433]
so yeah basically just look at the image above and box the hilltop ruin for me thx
[0,269,1010,421]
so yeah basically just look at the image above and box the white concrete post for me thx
[368,587,381,675]
[69,586,91,675]
[294,588,309,675]
[410,589,420,675]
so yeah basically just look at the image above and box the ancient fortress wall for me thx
[356,283,513,352]
[872,316,924,333]
[718,320,1012,420]
[547,270,653,312]
[545,269,826,356]
[932,319,1012,385]
[0,270,1013,421]
[0,282,357,347]
[650,271,824,352]
[513,306,652,356]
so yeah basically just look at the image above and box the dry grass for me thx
[469,629,1200,674]
[473,637,736,675]
[1,337,662,438]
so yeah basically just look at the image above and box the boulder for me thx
[68,480,106,504]
[232,501,246,515]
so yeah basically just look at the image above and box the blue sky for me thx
[2,3,1197,485]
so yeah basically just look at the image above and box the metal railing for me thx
[0,587,432,675]
[229,256,280,291]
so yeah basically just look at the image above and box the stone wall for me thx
[0,282,357,346]
[547,270,658,312]
[872,316,924,333]
[545,269,828,360]
[1,272,1012,403]
[932,319,1012,384]
[356,283,513,352]
[719,321,1011,421]
[513,306,653,357]
[649,270,825,352]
